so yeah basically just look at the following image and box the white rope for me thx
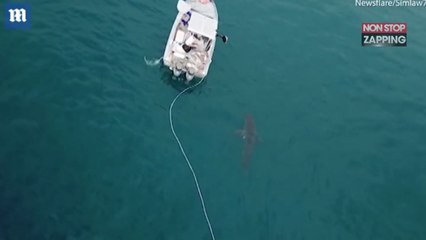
[168,78,216,240]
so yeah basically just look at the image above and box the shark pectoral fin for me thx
[235,129,246,137]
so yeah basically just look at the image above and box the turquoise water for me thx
[1,0,426,239]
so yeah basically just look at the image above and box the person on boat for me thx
[182,44,193,53]
[181,11,191,26]
[183,34,205,51]
[181,34,196,53]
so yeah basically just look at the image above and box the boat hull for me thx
[163,0,218,80]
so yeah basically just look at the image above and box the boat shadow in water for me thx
[160,66,207,94]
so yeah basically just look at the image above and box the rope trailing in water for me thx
[169,78,216,240]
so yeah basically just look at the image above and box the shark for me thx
[235,114,259,169]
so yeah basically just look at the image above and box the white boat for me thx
[163,0,227,82]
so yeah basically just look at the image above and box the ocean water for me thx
[1,0,426,239]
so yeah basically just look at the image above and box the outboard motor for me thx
[185,62,197,82]
[173,60,185,77]
[186,72,194,81]
[173,68,182,77]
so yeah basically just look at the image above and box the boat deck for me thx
[186,0,217,19]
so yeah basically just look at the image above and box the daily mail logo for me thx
[362,23,407,47]
[4,3,31,29]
